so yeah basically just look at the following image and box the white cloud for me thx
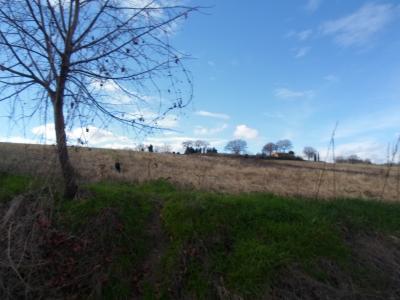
[306,0,322,13]
[30,124,135,147]
[274,88,315,99]
[294,47,311,58]
[1,123,139,149]
[0,136,38,144]
[194,124,228,135]
[234,124,259,140]
[2,123,229,154]
[32,124,57,142]
[195,110,230,120]
[321,3,398,47]
[319,139,386,163]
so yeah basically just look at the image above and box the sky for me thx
[1,0,400,162]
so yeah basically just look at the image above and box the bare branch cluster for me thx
[0,0,196,129]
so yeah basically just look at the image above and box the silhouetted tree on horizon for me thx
[276,139,293,153]
[303,146,317,160]
[262,142,278,156]
[225,139,247,155]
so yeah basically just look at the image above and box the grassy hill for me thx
[1,171,400,299]
[0,142,399,201]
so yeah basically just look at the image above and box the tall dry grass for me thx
[1,142,399,201]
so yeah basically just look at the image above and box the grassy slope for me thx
[1,172,400,299]
[0,173,32,201]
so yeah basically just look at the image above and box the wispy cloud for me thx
[31,124,135,147]
[306,0,322,13]
[274,88,315,99]
[234,124,259,140]
[321,3,399,47]
[294,47,311,58]
[286,29,313,41]
[335,108,400,140]
[195,110,230,120]
[298,29,313,41]
[194,124,228,135]
[324,74,340,83]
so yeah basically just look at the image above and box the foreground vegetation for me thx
[1,172,400,299]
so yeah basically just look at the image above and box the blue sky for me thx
[1,0,400,162]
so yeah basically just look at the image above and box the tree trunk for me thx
[52,95,77,199]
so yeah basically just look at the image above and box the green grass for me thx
[0,172,33,201]
[161,193,347,298]
[317,198,400,233]
[160,193,400,298]
[60,182,156,299]
[1,173,400,299]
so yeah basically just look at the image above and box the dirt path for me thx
[132,197,169,299]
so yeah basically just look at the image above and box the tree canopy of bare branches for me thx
[262,142,277,156]
[0,0,197,198]
[303,146,317,160]
[225,139,247,155]
[276,139,293,153]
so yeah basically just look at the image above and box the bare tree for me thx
[0,1,197,198]
[194,140,203,149]
[225,139,247,155]
[262,142,277,156]
[276,139,293,153]
[195,139,209,153]
[303,146,317,160]
[202,141,210,153]
[182,140,194,150]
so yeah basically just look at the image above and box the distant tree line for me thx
[132,138,372,165]
[261,139,293,156]
[182,140,218,154]
[335,155,372,165]
[222,139,303,161]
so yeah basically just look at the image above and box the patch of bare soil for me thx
[268,232,400,300]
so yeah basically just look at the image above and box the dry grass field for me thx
[0,142,399,201]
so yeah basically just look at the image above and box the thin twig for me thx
[7,222,32,293]
[381,135,400,199]
[315,122,338,199]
